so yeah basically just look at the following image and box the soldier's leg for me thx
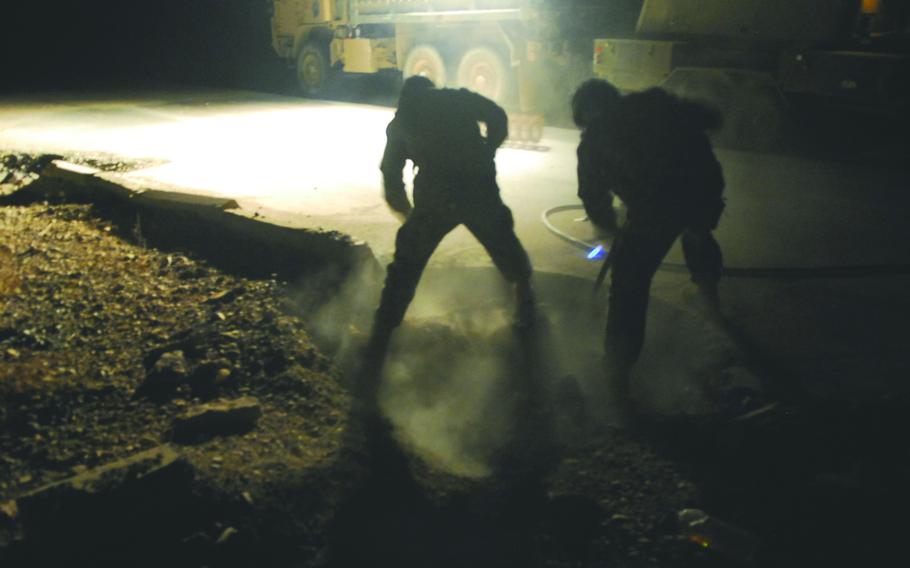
[374,208,458,332]
[681,228,723,309]
[355,208,456,416]
[463,195,535,325]
[604,222,679,401]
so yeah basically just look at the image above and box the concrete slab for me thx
[13,159,379,289]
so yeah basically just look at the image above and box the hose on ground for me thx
[542,204,910,279]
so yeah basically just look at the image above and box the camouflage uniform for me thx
[374,84,533,332]
[577,86,725,374]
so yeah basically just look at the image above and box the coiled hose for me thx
[542,204,910,279]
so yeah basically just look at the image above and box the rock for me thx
[241,491,254,506]
[189,358,233,389]
[16,446,193,533]
[271,365,315,397]
[140,350,189,391]
[214,368,233,385]
[21,446,185,499]
[28,154,64,174]
[215,526,238,545]
[0,500,18,523]
[10,446,195,558]
[204,286,243,305]
[610,513,632,523]
[171,397,262,443]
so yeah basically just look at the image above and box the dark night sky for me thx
[1,0,645,94]
[2,0,286,92]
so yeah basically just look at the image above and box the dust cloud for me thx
[292,262,747,478]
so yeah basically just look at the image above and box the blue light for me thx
[587,245,605,260]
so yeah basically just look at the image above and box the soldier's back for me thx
[398,89,492,177]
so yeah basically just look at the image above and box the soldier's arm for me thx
[577,135,617,231]
[379,119,412,219]
[463,89,508,151]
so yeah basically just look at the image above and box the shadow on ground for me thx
[310,266,910,567]
[309,266,755,567]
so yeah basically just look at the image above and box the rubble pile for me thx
[9,154,888,567]
[0,200,350,564]
[0,155,44,195]
[0,195,714,566]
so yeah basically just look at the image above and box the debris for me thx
[21,446,186,498]
[205,287,243,305]
[214,367,233,385]
[15,446,193,535]
[241,491,254,506]
[141,350,189,391]
[0,499,18,522]
[678,508,760,563]
[215,526,239,545]
[171,397,262,443]
[0,183,346,564]
[28,154,65,174]
[189,359,234,389]
[10,445,195,557]
[734,402,781,422]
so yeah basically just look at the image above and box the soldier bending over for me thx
[573,79,726,405]
[357,76,535,411]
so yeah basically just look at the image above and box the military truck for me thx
[591,0,910,148]
[268,1,639,140]
[273,1,512,96]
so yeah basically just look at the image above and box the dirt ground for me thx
[1,154,908,568]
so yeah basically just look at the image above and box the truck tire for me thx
[456,46,511,103]
[403,44,447,87]
[297,42,335,97]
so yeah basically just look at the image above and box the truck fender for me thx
[293,26,334,59]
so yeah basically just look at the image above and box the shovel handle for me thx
[593,253,613,293]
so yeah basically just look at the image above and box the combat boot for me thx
[683,281,721,320]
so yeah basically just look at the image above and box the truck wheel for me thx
[403,45,447,87]
[456,47,511,103]
[297,42,335,97]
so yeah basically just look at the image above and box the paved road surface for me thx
[3,89,908,271]
[2,89,909,403]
